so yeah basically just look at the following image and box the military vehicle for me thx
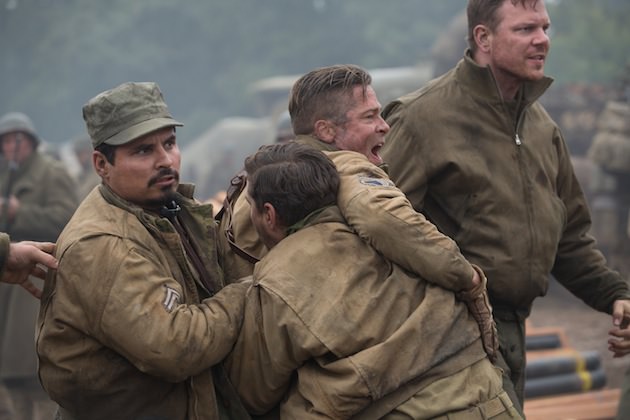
[180,116,275,202]
[182,8,617,212]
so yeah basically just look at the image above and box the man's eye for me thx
[518,26,533,33]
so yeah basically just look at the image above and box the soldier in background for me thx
[208,112,294,217]
[71,132,101,200]
[587,64,630,420]
[588,66,630,277]
[0,112,78,420]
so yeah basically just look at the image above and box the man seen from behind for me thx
[225,142,521,419]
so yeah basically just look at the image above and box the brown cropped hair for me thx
[467,0,541,52]
[245,142,339,228]
[288,64,372,135]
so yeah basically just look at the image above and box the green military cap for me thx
[83,82,182,149]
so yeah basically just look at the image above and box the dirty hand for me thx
[608,326,630,358]
[457,264,499,363]
[609,300,630,358]
[3,241,57,298]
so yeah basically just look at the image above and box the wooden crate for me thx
[524,388,621,420]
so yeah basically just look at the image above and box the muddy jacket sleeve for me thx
[0,232,9,275]
[551,129,630,312]
[330,151,475,292]
[61,236,248,383]
[224,284,320,415]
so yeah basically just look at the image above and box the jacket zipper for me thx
[513,105,537,286]
[515,108,525,146]
[515,133,522,146]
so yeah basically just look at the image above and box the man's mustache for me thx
[148,168,179,187]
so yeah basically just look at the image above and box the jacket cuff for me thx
[0,232,10,277]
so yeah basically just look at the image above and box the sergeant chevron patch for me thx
[163,285,181,312]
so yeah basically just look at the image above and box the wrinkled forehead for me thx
[347,85,381,113]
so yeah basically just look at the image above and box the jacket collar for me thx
[285,205,344,237]
[98,183,195,224]
[456,49,553,106]
[295,134,337,153]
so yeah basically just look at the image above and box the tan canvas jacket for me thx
[219,135,476,292]
[36,184,248,420]
[224,205,487,419]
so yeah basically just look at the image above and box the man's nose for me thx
[377,115,390,134]
[155,146,174,167]
[533,28,550,46]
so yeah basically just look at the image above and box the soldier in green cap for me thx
[36,82,250,420]
[0,111,78,420]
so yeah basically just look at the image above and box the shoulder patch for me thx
[163,285,181,312]
[358,176,395,188]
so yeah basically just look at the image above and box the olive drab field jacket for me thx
[0,151,78,380]
[36,184,248,420]
[0,151,78,242]
[381,51,630,315]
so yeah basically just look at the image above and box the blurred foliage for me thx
[0,0,628,146]
[545,0,630,85]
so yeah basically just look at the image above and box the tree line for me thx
[0,0,628,146]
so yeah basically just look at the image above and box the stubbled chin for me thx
[527,60,546,74]
[528,69,546,81]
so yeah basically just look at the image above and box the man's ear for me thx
[313,119,336,144]
[261,202,288,246]
[473,24,491,53]
[92,151,109,179]
[262,202,278,229]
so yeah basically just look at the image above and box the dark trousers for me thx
[494,317,526,418]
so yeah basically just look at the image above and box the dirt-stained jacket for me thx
[219,134,476,292]
[36,184,248,420]
[0,151,78,381]
[224,205,487,419]
[0,151,78,242]
[0,232,8,275]
[382,52,630,316]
